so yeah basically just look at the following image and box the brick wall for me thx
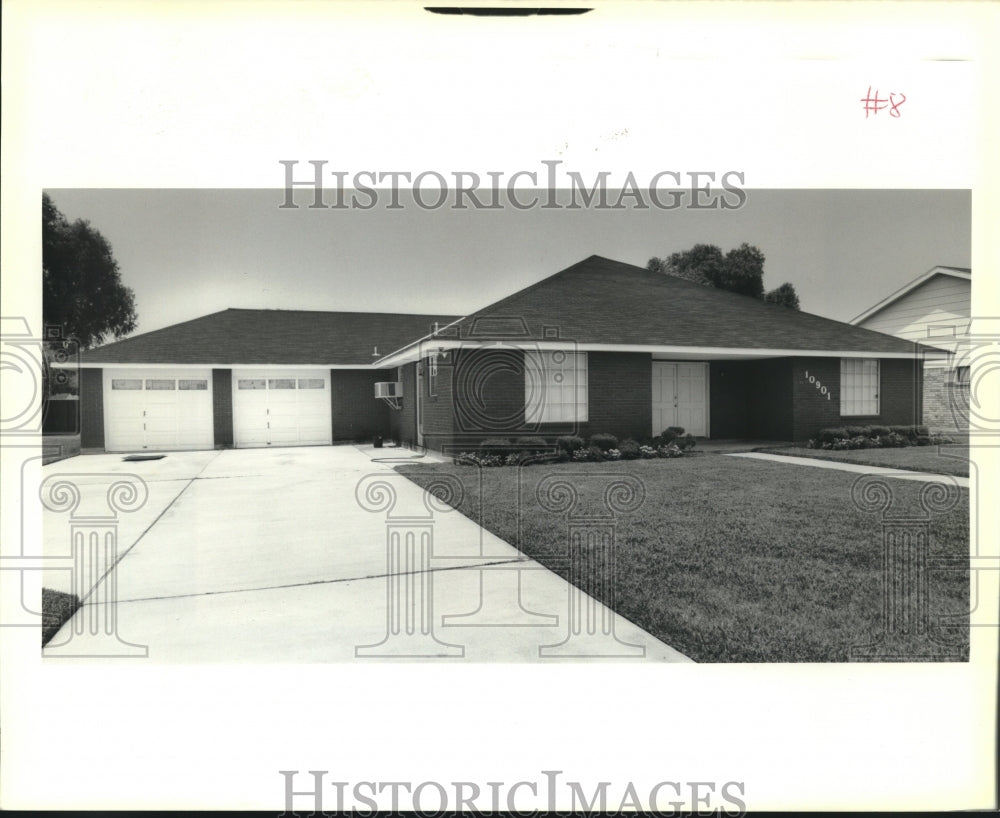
[330,369,390,441]
[80,368,104,449]
[388,363,417,445]
[577,352,651,441]
[789,357,922,442]
[420,355,456,451]
[923,367,967,434]
[212,369,233,447]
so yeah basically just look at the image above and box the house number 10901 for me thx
[804,370,831,400]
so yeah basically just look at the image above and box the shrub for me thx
[556,435,586,454]
[869,425,891,437]
[586,444,606,461]
[605,448,622,460]
[589,433,619,452]
[514,436,548,450]
[657,443,683,458]
[817,427,850,444]
[655,428,681,445]
[638,444,658,459]
[572,447,592,462]
[479,437,513,455]
[618,439,641,460]
[677,434,697,451]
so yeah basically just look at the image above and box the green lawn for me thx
[759,444,970,477]
[399,456,969,662]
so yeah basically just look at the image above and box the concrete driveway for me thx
[42,446,689,662]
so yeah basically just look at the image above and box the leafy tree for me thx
[43,193,137,349]
[648,242,800,309]
[764,282,801,310]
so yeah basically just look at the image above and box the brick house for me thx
[851,265,971,435]
[74,255,934,453]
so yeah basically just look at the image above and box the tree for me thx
[43,193,137,349]
[764,282,801,310]
[648,242,800,309]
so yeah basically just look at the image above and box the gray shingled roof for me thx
[81,255,928,366]
[79,309,460,365]
[435,255,925,354]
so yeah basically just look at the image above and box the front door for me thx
[651,362,708,437]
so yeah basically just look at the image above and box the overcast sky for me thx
[46,188,970,338]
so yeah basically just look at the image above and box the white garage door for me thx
[104,369,214,452]
[232,369,332,448]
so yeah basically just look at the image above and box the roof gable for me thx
[851,266,972,325]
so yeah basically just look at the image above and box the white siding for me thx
[857,274,970,366]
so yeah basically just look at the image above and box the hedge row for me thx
[808,424,953,451]
[454,429,697,467]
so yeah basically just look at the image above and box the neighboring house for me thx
[74,255,935,453]
[851,265,971,434]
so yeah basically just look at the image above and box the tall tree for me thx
[648,242,800,310]
[43,193,137,349]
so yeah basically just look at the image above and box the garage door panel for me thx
[103,368,214,452]
[232,369,332,448]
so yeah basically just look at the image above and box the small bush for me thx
[618,439,641,460]
[677,434,697,451]
[655,427,684,445]
[869,425,891,437]
[556,435,585,454]
[479,437,513,455]
[639,444,658,459]
[605,448,622,461]
[817,427,850,444]
[514,436,548,450]
[588,433,619,452]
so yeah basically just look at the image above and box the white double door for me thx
[232,369,332,448]
[652,362,708,437]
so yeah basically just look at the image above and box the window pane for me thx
[841,359,879,416]
[297,378,325,389]
[111,379,142,390]
[238,379,266,390]
[178,379,207,390]
[269,379,296,389]
[145,379,175,390]
[524,350,588,423]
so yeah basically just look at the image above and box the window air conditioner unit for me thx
[374,381,402,399]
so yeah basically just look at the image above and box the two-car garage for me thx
[101,367,333,452]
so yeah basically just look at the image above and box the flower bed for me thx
[453,430,696,466]
[807,424,953,451]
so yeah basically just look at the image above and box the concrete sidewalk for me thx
[727,451,970,488]
[42,446,690,662]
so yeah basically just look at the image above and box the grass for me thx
[399,456,969,662]
[42,588,81,646]
[758,444,970,477]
